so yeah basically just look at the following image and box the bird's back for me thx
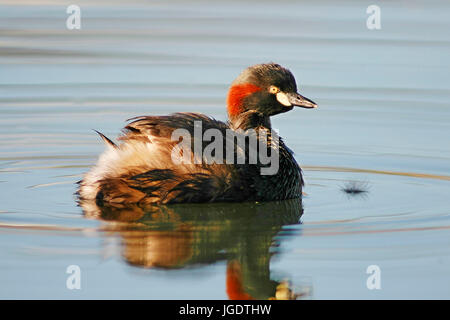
[77,112,302,205]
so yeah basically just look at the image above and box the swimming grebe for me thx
[77,63,317,204]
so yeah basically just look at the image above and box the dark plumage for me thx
[77,63,317,205]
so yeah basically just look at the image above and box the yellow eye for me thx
[269,86,280,94]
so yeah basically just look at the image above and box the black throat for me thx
[229,110,271,131]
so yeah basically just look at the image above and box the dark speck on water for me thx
[340,180,370,196]
[1,0,450,299]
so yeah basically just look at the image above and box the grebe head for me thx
[227,63,318,121]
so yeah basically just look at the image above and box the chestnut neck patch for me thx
[227,84,262,118]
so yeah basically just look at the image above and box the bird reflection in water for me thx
[79,198,312,300]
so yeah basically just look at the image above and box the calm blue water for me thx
[0,0,450,299]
